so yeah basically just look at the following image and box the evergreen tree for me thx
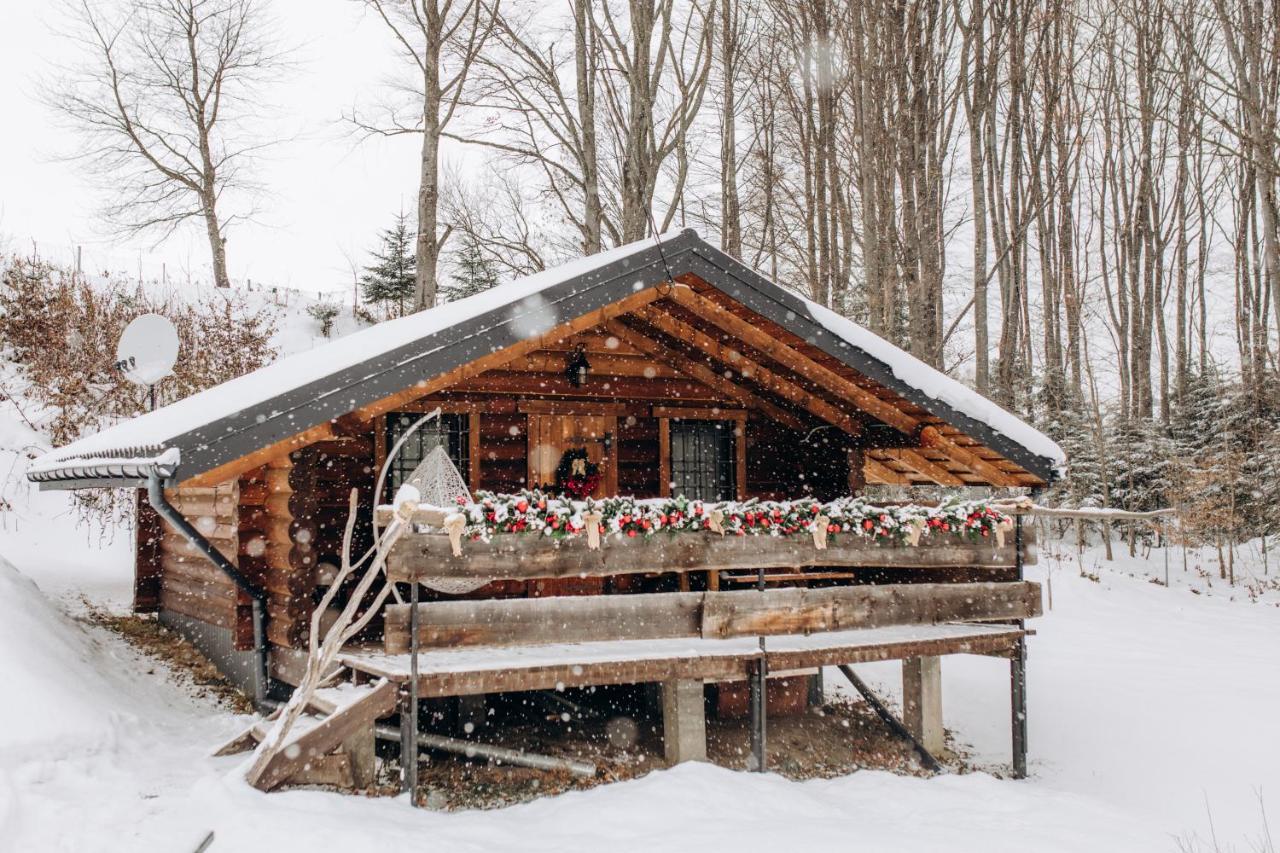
[361,213,417,317]
[443,235,500,302]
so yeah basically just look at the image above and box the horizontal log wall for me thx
[382,580,1043,654]
[157,480,251,647]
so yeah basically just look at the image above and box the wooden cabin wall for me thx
[477,411,527,493]
[745,419,852,501]
[617,415,661,497]
[155,480,254,649]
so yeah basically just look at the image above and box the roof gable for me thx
[29,230,1063,487]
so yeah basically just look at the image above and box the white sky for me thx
[0,0,469,297]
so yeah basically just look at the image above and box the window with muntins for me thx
[384,412,469,499]
[669,419,735,501]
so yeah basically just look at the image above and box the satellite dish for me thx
[115,313,179,387]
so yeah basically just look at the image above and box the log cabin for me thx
[29,230,1062,790]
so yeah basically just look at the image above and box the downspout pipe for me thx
[145,470,269,709]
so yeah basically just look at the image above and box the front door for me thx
[526,413,617,498]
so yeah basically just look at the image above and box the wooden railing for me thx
[383,526,1035,583]
[381,580,1042,654]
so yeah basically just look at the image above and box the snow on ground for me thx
[0,511,1276,852]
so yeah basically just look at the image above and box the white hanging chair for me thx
[402,445,489,595]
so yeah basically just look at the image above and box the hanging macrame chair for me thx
[401,445,489,595]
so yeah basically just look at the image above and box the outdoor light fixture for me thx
[565,344,591,387]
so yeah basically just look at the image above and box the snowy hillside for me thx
[1,279,1278,852]
[0,526,1276,851]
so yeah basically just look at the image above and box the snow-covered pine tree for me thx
[360,213,417,318]
[443,234,500,302]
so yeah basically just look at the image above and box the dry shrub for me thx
[0,255,278,521]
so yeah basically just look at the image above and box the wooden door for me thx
[526,413,617,497]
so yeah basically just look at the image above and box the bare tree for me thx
[350,0,498,310]
[48,0,287,289]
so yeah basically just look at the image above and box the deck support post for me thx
[1011,637,1028,779]
[748,564,767,772]
[343,725,377,789]
[661,679,707,764]
[401,575,420,802]
[902,656,944,756]
[1010,511,1028,779]
[747,657,767,771]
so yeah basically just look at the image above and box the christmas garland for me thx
[439,490,1012,547]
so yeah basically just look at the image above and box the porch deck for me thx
[339,622,1026,698]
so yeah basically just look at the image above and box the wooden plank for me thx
[453,371,725,402]
[382,582,1040,654]
[605,319,806,430]
[286,753,354,789]
[635,305,863,435]
[383,591,705,653]
[465,412,481,491]
[510,352,680,379]
[865,455,912,485]
[918,426,1017,488]
[699,581,1043,639]
[519,399,631,415]
[247,679,398,791]
[847,446,867,494]
[652,406,747,421]
[342,627,1027,698]
[386,529,1028,582]
[882,449,967,487]
[763,628,1023,672]
[159,586,238,630]
[658,417,671,498]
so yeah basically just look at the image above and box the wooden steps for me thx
[216,675,399,792]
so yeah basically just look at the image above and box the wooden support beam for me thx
[864,456,912,486]
[604,319,806,429]
[882,449,966,487]
[665,287,919,434]
[847,446,866,494]
[633,305,863,435]
[919,426,1017,488]
[343,624,1028,700]
[902,656,945,756]
[662,679,707,764]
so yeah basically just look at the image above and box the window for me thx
[669,419,735,501]
[384,412,469,500]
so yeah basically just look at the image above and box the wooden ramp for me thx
[219,678,398,792]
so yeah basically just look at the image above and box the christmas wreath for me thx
[552,447,602,499]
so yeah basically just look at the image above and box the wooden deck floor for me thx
[340,622,1025,698]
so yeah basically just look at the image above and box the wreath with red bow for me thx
[553,447,601,499]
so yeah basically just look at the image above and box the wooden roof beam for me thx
[666,287,1025,487]
[864,456,913,485]
[881,449,967,487]
[603,319,807,430]
[918,426,1018,488]
[632,305,863,436]
[183,285,669,488]
[664,287,919,434]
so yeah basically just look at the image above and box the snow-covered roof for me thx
[29,229,1063,488]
